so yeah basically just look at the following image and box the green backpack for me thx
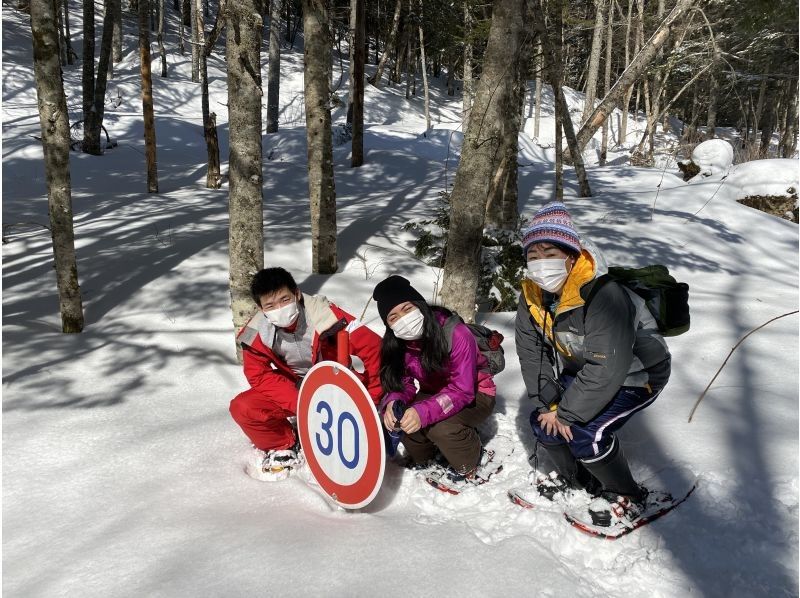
[590,265,690,337]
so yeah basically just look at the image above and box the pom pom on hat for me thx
[372,275,425,325]
[521,201,581,255]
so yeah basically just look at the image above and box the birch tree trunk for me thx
[157,0,167,77]
[139,0,158,192]
[226,0,264,355]
[573,0,696,154]
[583,0,605,119]
[417,0,430,131]
[370,0,402,88]
[463,0,474,120]
[303,0,337,274]
[440,0,524,321]
[265,0,281,133]
[30,0,85,333]
[351,0,366,165]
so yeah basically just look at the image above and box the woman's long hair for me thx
[380,300,452,392]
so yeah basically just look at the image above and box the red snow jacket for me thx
[236,294,383,409]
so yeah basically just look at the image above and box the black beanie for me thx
[372,275,425,325]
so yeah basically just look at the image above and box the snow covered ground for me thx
[3,5,799,597]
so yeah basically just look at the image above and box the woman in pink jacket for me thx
[372,275,496,481]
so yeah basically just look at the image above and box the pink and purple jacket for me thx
[383,311,496,427]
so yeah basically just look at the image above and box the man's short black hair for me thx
[250,267,298,306]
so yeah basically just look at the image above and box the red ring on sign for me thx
[297,362,384,508]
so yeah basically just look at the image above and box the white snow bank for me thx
[725,158,800,199]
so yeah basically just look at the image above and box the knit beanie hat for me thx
[372,275,425,325]
[521,201,582,255]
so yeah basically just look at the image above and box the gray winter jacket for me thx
[515,242,671,426]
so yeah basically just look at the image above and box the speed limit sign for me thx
[297,361,386,509]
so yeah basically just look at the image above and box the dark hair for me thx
[380,301,452,393]
[250,267,298,306]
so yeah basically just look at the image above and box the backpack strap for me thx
[442,313,464,352]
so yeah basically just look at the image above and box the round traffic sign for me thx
[297,361,385,509]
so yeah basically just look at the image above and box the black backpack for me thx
[442,313,506,375]
[589,265,690,336]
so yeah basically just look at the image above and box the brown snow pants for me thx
[401,392,496,473]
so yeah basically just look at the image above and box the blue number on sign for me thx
[315,401,334,456]
[337,412,359,470]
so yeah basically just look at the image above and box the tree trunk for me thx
[197,0,219,187]
[204,0,226,55]
[226,0,264,356]
[463,0,474,120]
[87,1,114,154]
[56,0,66,66]
[446,52,456,96]
[351,0,366,165]
[370,0,402,88]
[706,58,719,138]
[619,0,634,144]
[599,0,613,164]
[573,0,696,154]
[759,80,776,159]
[81,0,96,152]
[405,24,413,98]
[190,0,200,81]
[418,0,430,131]
[553,4,563,200]
[62,0,75,65]
[485,50,525,230]
[157,0,167,76]
[303,0,337,274]
[533,38,542,138]
[583,0,605,119]
[530,0,591,197]
[139,0,158,192]
[111,0,122,63]
[440,0,524,321]
[780,81,798,158]
[266,0,282,133]
[30,0,85,333]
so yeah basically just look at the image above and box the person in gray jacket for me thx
[515,202,671,527]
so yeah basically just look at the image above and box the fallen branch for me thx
[688,310,799,422]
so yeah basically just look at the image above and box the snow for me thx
[689,139,735,179]
[3,4,799,597]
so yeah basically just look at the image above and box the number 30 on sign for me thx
[297,361,386,509]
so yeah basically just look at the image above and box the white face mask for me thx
[264,300,300,328]
[526,258,571,293]
[391,308,425,341]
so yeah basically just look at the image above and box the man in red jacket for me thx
[230,267,383,481]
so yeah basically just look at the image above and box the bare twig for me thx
[688,310,799,422]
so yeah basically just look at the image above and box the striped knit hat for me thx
[521,202,581,255]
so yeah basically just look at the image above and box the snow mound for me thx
[689,139,734,179]
[725,159,800,200]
